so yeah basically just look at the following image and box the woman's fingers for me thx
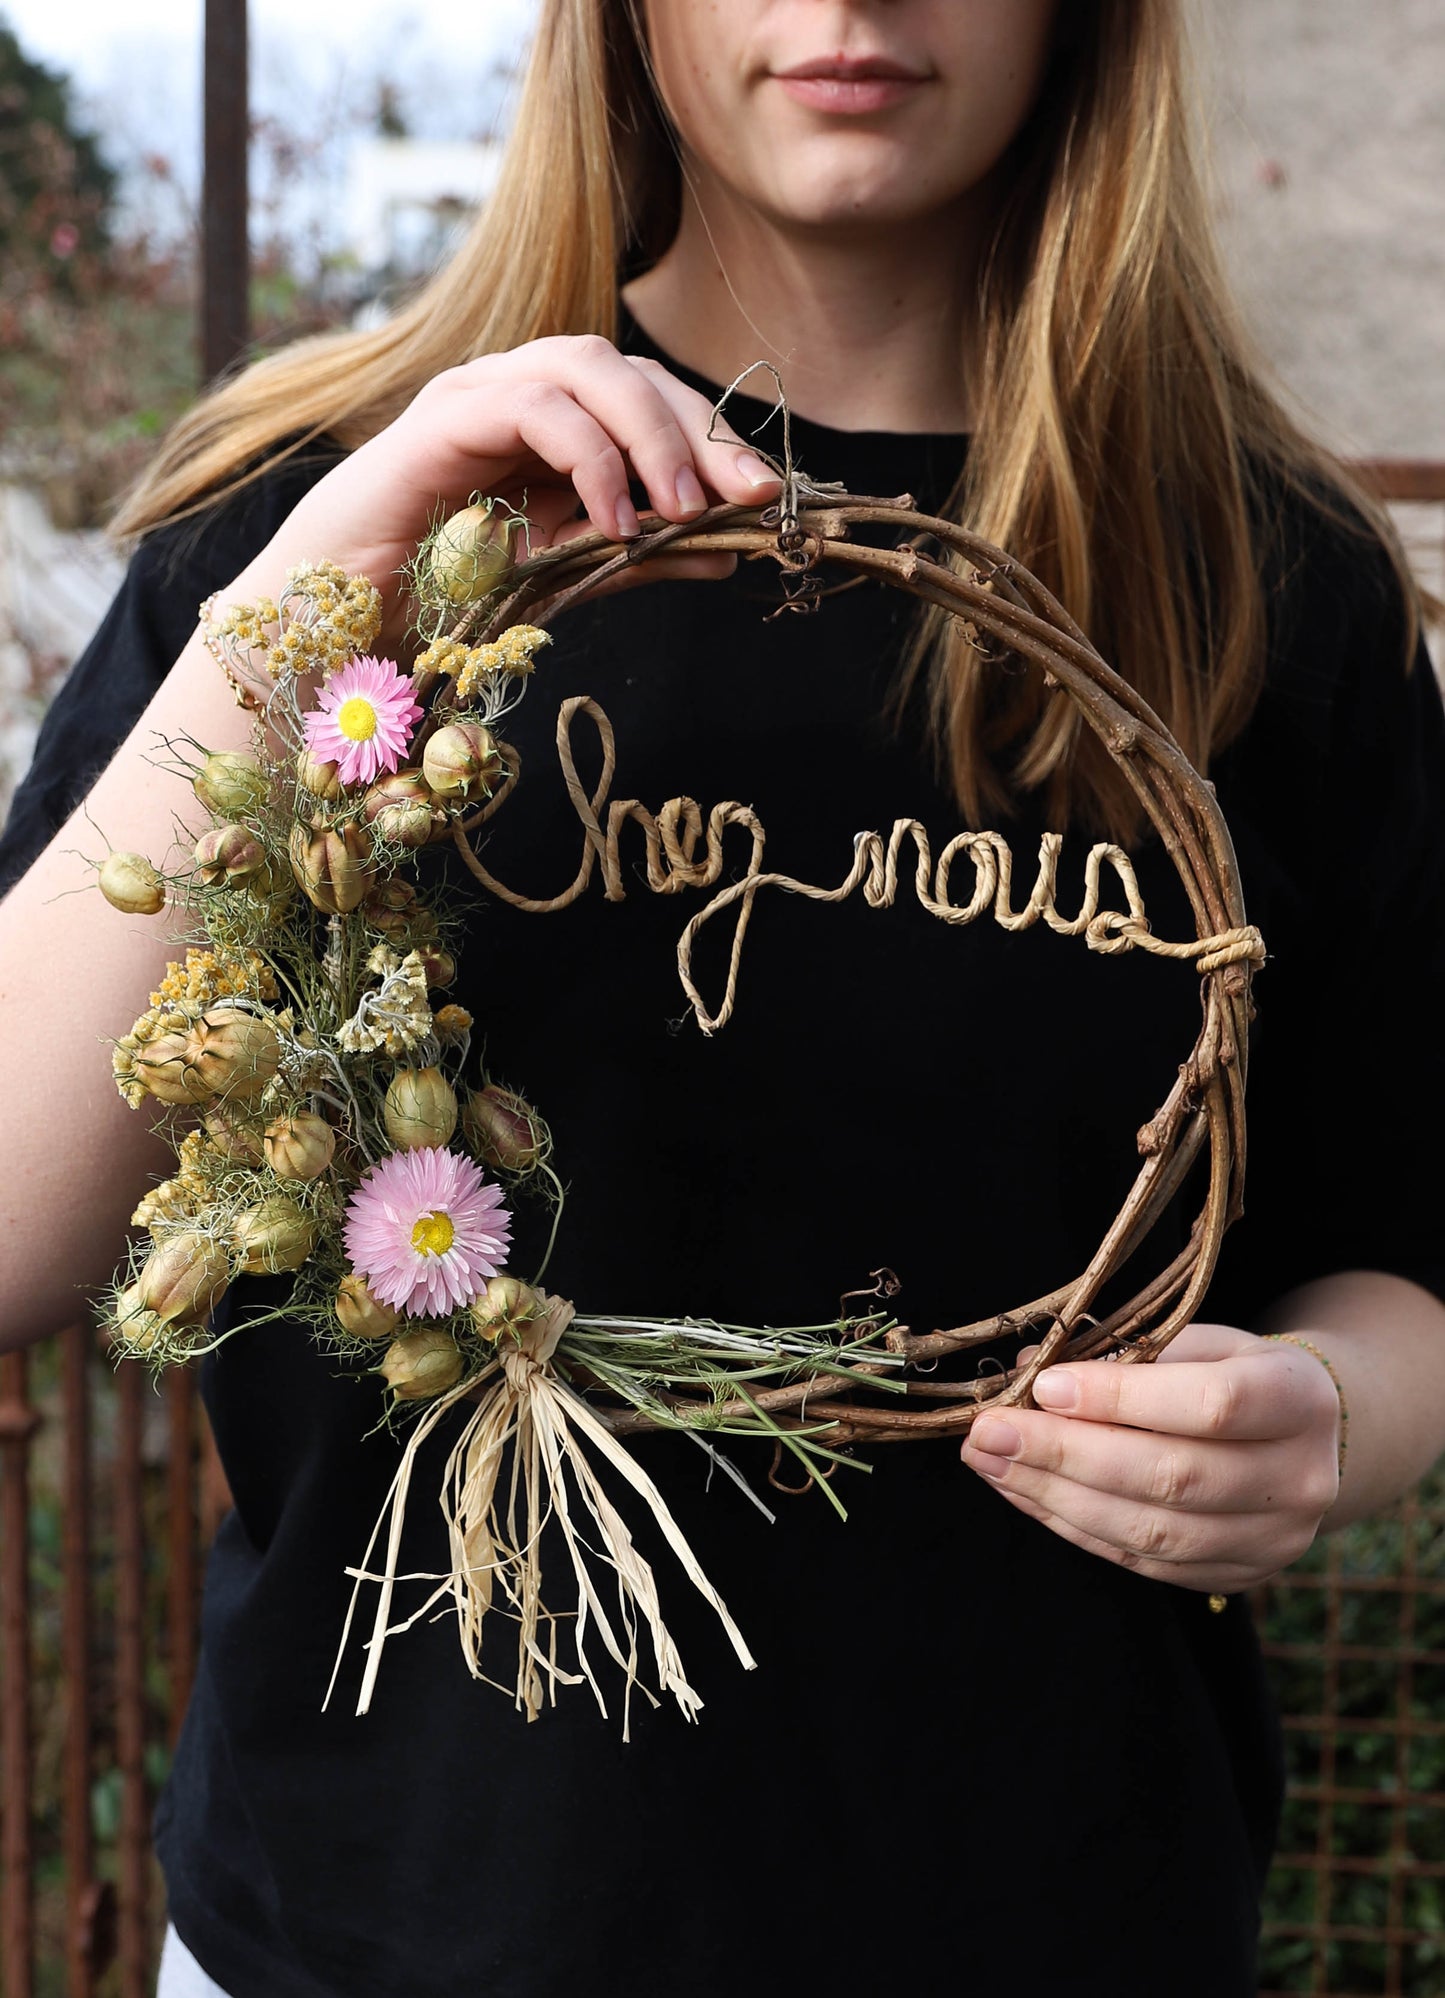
[480,338,779,528]
[960,1331,1342,1585]
[1021,1347,1331,1444]
[963,1409,1311,1516]
[626,354,782,504]
[976,1479,1271,1592]
[266,334,781,607]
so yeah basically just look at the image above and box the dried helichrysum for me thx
[454,624,551,704]
[334,947,436,1059]
[432,1004,473,1043]
[209,565,382,681]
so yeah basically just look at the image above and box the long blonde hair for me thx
[115,0,1411,839]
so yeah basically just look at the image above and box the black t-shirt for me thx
[5,326,1444,1998]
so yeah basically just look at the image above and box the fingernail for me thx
[615,496,640,539]
[673,466,707,515]
[735,451,777,488]
[1033,1371,1079,1410]
[971,1417,1022,1459]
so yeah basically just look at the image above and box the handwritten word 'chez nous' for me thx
[456,695,1242,1035]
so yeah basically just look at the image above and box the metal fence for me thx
[1,464,1443,1998]
[1256,1476,1445,1996]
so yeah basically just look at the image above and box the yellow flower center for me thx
[336,695,379,743]
[411,1210,455,1257]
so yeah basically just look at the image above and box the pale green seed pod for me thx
[194,749,268,816]
[424,502,522,607]
[335,1273,400,1341]
[383,1066,458,1150]
[233,1195,319,1274]
[296,747,344,800]
[99,850,165,915]
[135,1233,231,1325]
[469,1274,544,1344]
[421,723,502,803]
[288,820,376,914]
[194,824,267,885]
[380,1329,464,1401]
[461,1084,547,1174]
[264,1111,337,1181]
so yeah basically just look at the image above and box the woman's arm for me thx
[0,624,259,1351]
[1257,1268,1445,1530]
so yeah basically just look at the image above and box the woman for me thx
[3,4,1444,1993]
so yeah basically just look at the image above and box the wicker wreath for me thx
[417,484,1264,1452]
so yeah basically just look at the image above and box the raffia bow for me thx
[327,1292,757,1735]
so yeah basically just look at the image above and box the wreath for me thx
[97,409,1263,1729]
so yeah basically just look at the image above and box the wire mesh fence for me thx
[1255,1476,1445,1996]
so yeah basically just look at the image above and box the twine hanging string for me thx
[706,362,849,616]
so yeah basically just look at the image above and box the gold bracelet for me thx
[1208,1334,1350,1618]
[1264,1333,1350,1480]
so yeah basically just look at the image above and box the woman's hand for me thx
[960,1323,1343,1592]
[236,335,782,627]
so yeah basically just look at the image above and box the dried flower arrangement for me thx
[97,430,1263,1730]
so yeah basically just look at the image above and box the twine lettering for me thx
[451,696,1262,1035]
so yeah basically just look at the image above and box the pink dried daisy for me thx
[303,656,423,787]
[343,1148,512,1317]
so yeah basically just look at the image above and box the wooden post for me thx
[202,0,251,383]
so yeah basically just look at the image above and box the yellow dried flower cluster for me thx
[413,637,473,680]
[151,948,278,1011]
[132,1130,214,1231]
[432,1004,473,1041]
[205,562,382,682]
[206,597,281,652]
[454,625,552,704]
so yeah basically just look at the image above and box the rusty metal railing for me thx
[0,1336,214,1997]
[1255,1473,1445,1997]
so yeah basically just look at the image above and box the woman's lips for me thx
[775,73,924,114]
